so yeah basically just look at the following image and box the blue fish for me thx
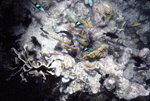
[88,0,93,6]
[35,4,45,12]
[75,22,84,28]
[29,0,45,12]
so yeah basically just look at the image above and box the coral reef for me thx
[1,0,150,101]
[83,44,109,60]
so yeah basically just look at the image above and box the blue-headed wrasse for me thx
[29,0,45,12]
[76,37,89,47]
[67,13,84,28]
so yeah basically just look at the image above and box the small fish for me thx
[75,34,86,39]
[60,46,69,49]
[96,3,106,18]
[49,35,71,44]
[42,53,50,57]
[67,13,77,23]
[88,0,93,7]
[84,31,90,42]
[76,37,89,47]
[103,32,118,39]
[67,27,74,31]
[29,0,45,12]
[96,10,107,18]
[84,47,93,52]
[103,3,111,8]
[83,62,96,68]
[80,45,93,52]
[41,28,71,44]
[120,39,124,44]
[87,21,92,28]
[49,52,62,55]
[79,18,91,28]
[85,7,87,14]
[132,23,141,27]
[67,13,84,28]
[138,70,146,73]
[65,45,78,49]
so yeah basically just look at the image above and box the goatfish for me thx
[49,52,62,55]
[132,23,141,27]
[96,3,106,18]
[67,13,84,28]
[76,37,89,47]
[49,35,71,44]
[75,33,86,39]
[84,31,90,42]
[40,28,71,44]
[83,62,96,68]
[42,52,62,57]
[65,45,78,49]
[29,0,45,12]
[79,18,91,28]
[138,70,146,73]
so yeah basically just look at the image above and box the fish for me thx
[85,7,87,14]
[42,53,50,57]
[29,0,45,12]
[76,37,89,47]
[96,3,106,18]
[138,70,146,73]
[84,47,93,52]
[75,34,86,39]
[84,31,90,42]
[79,18,91,28]
[120,39,124,44]
[67,13,84,28]
[49,35,71,44]
[103,32,118,39]
[60,46,69,49]
[88,0,93,6]
[65,45,78,49]
[79,45,93,52]
[96,10,107,18]
[132,23,141,27]
[40,28,71,44]
[42,52,62,57]
[49,52,62,55]
[87,21,92,28]
[83,62,96,68]
[67,13,77,23]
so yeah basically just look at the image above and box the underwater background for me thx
[0,0,150,101]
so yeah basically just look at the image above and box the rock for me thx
[138,48,150,58]
[104,78,116,91]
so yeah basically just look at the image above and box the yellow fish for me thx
[83,62,96,68]
[132,23,141,27]
[65,45,78,49]
[75,34,86,39]
[41,28,71,44]
[49,35,71,44]
[96,10,107,18]
[42,53,50,57]
[79,18,91,28]
[96,3,107,18]
[49,52,62,55]
[85,7,87,14]
[138,70,146,73]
